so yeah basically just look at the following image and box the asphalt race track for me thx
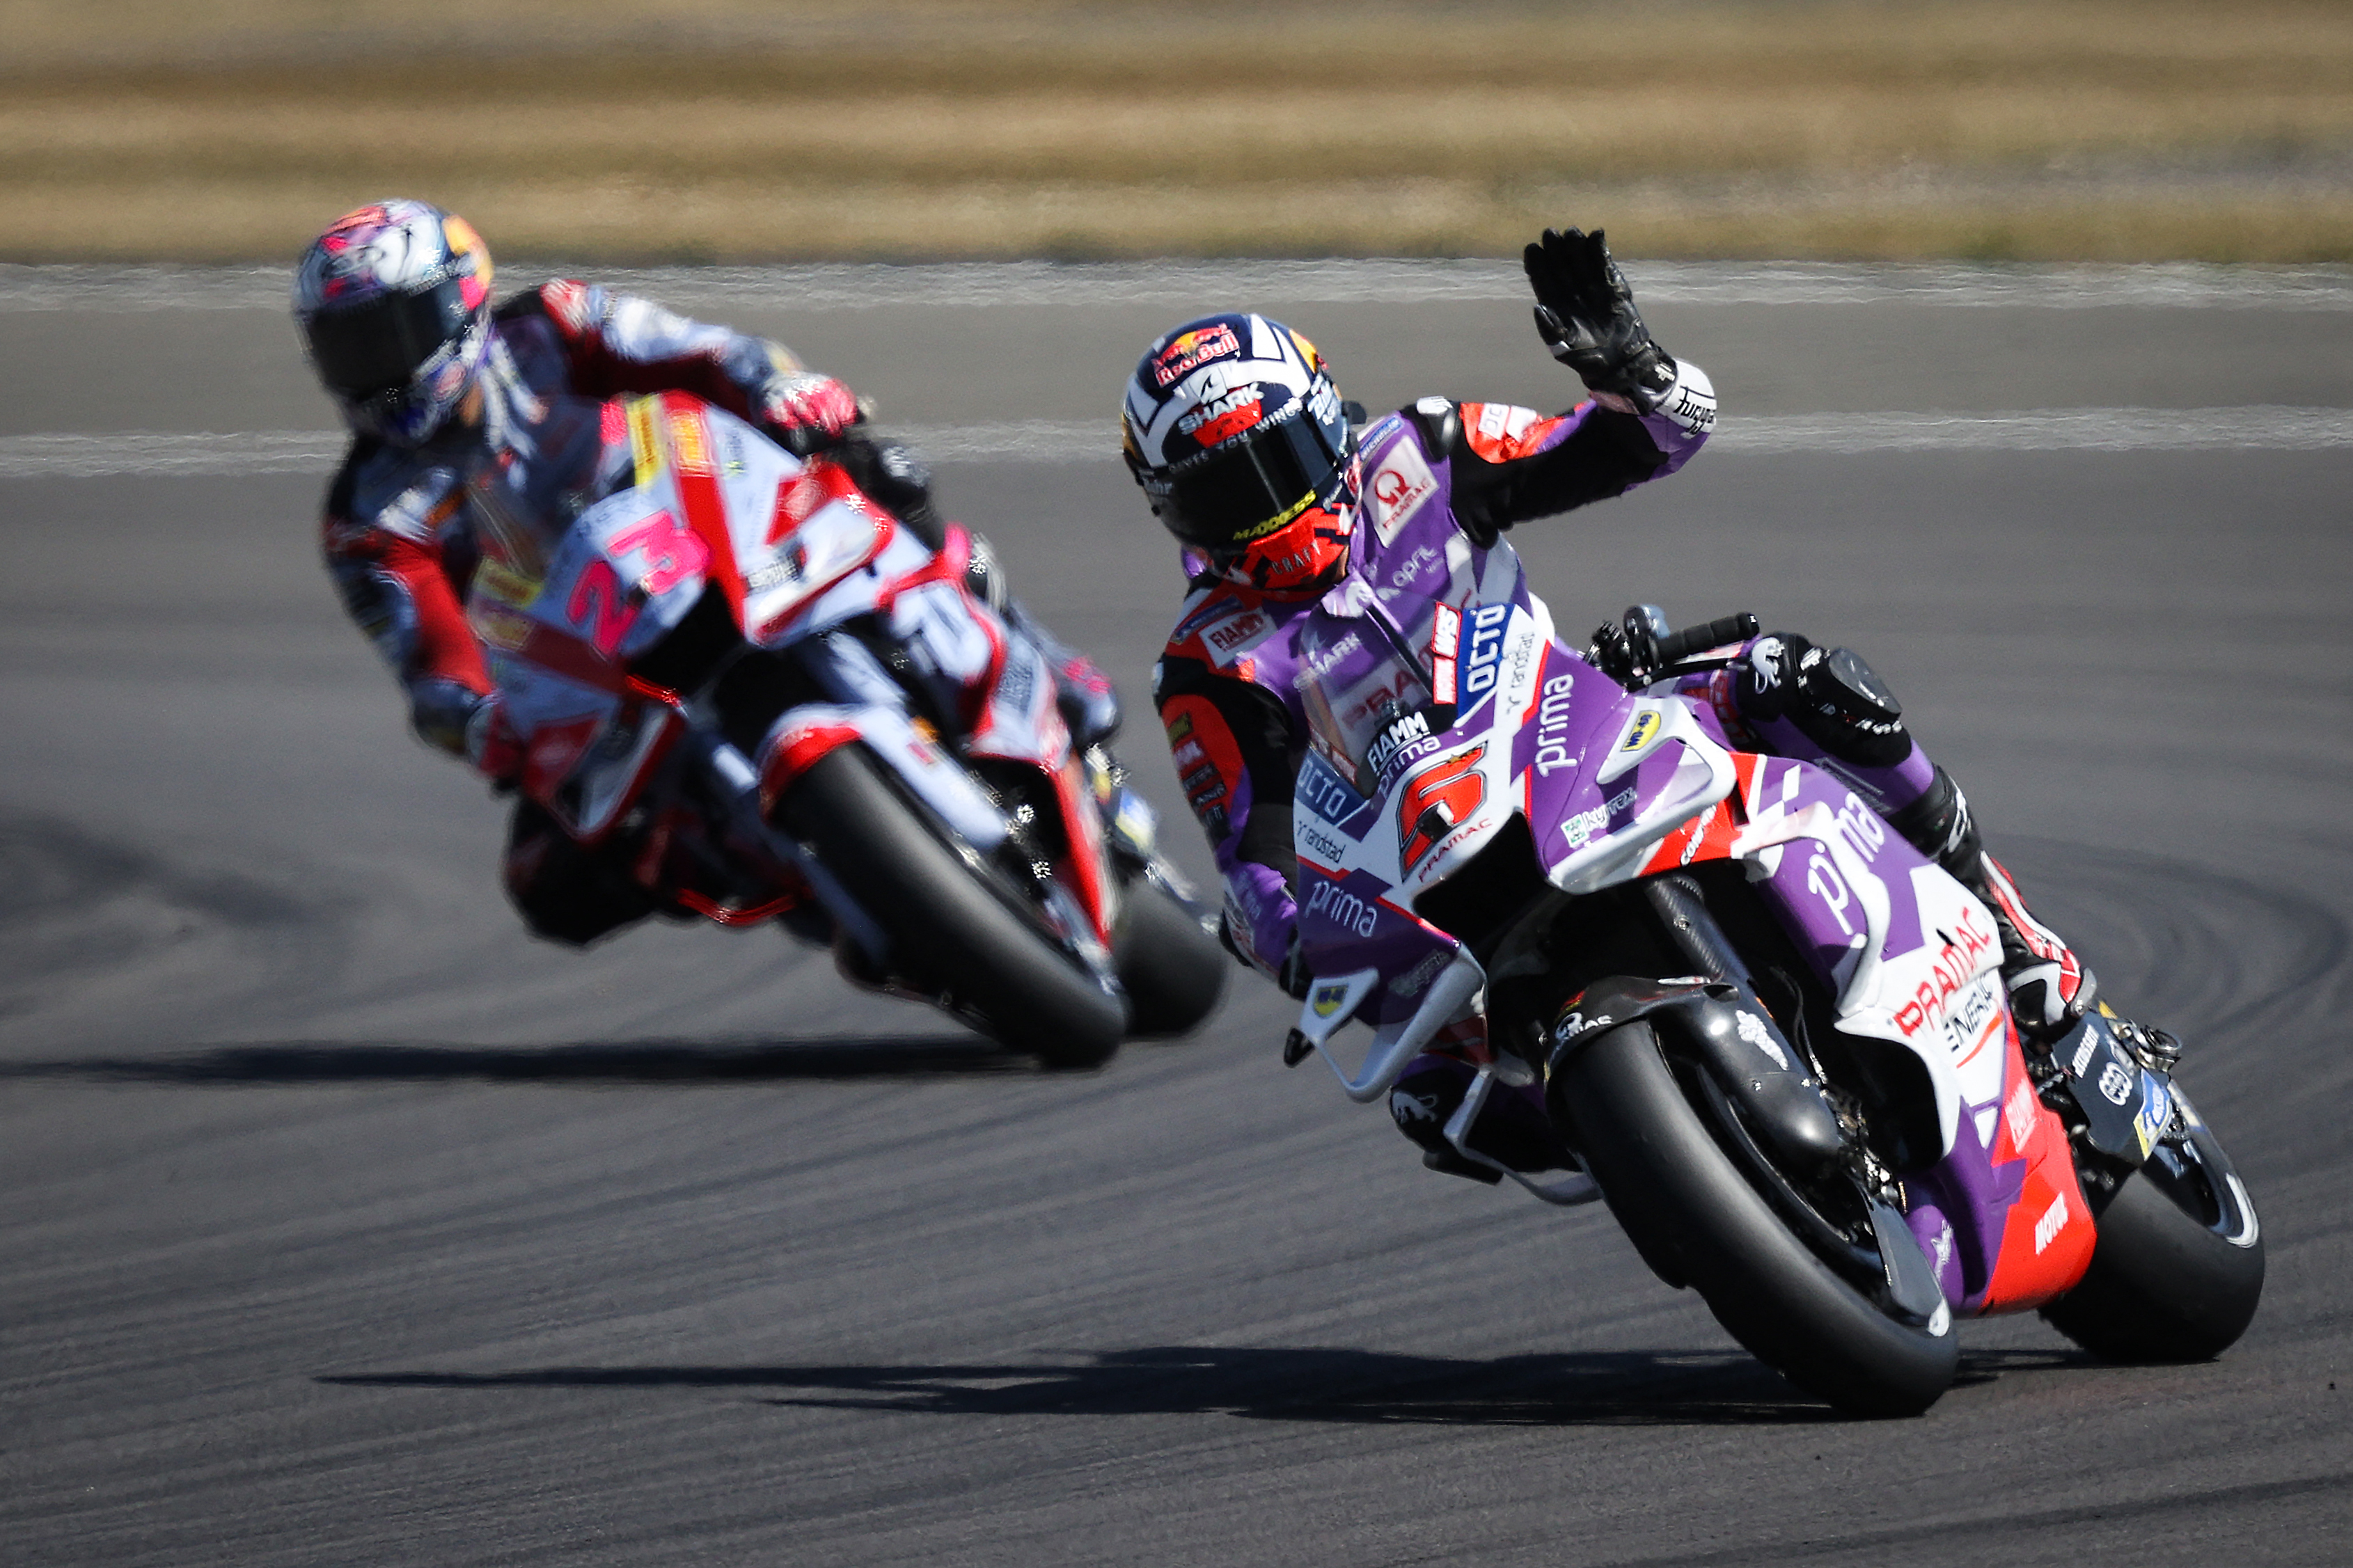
[3,263,2350,1565]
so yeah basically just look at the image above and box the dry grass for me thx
[7,1,2353,262]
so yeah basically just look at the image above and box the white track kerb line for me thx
[6,261,2353,313]
[8,409,2353,479]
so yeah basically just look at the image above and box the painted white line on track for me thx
[6,261,2353,313]
[7,409,2352,477]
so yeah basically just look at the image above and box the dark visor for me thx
[1154,398,1353,552]
[304,277,472,400]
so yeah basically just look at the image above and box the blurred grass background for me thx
[6,0,2352,262]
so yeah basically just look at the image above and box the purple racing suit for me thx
[1155,369,2091,1176]
[1154,383,1715,981]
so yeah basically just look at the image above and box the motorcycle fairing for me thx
[1292,619,2097,1313]
[626,393,891,648]
[483,477,716,841]
[485,392,1114,942]
[2049,1009,2178,1164]
[1717,752,2096,1310]
[1902,1020,2098,1314]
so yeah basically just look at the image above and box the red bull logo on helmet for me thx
[1151,322,1241,387]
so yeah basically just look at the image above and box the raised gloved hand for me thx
[1522,226,1678,412]
[758,372,863,454]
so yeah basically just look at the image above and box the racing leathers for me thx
[1154,387,1712,990]
[323,279,861,775]
[321,279,1115,944]
[1152,379,2097,1180]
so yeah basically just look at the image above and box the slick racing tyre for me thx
[2039,1104,2264,1363]
[779,745,1128,1070]
[1560,1020,1958,1418]
[1112,877,1227,1038]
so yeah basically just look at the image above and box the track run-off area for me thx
[3,262,2349,1565]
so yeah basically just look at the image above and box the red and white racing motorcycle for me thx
[471,391,1224,1067]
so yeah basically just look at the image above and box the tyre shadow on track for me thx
[0,1036,1031,1082]
[320,1347,2076,1427]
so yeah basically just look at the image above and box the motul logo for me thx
[1399,745,1486,871]
[2033,1191,2070,1254]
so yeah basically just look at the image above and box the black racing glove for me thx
[831,433,945,548]
[1523,226,1678,412]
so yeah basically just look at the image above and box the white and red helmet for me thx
[1122,313,1358,596]
[294,199,495,446]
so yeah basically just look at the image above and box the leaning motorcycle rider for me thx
[1129,225,2143,1182]
[298,198,1118,946]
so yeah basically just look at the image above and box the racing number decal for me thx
[1399,745,1486,871]
[565,559,636,658]
[606,511,708,597]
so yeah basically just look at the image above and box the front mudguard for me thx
[1548,976,1849,1178]
[753,701,1007,854]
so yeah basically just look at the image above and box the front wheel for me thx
[778,745,1128,1069]
[2039,1101,2264,1362]
[1559,1021,1957,1418]
[1112,876,1227,1038]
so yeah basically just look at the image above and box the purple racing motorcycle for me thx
[1279,526,2263,1416]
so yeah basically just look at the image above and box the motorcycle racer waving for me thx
[299,198,1116,945]
[1130,227,2126,1181]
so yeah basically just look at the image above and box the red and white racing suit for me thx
[321,282,869,942]
[322,279,851,773]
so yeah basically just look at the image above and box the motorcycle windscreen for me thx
[1295,610,1440,798]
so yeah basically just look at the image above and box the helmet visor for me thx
[1154,396,1353,552]
[304,277,473,400]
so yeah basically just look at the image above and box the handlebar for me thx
[1655,612,1760,667]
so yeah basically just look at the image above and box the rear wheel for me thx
[1560,1021,1957,1418]
[778,745,1128,1069]
[2040,1107,2263,1362]
[1112,877,1227,1037]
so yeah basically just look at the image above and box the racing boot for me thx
[1882,765,2102,1043]
[1390,1053,1575,1182]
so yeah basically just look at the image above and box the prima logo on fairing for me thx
[1834,792,1887,862]
[1305,876,1379,939]
[1533,672,1578,777]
